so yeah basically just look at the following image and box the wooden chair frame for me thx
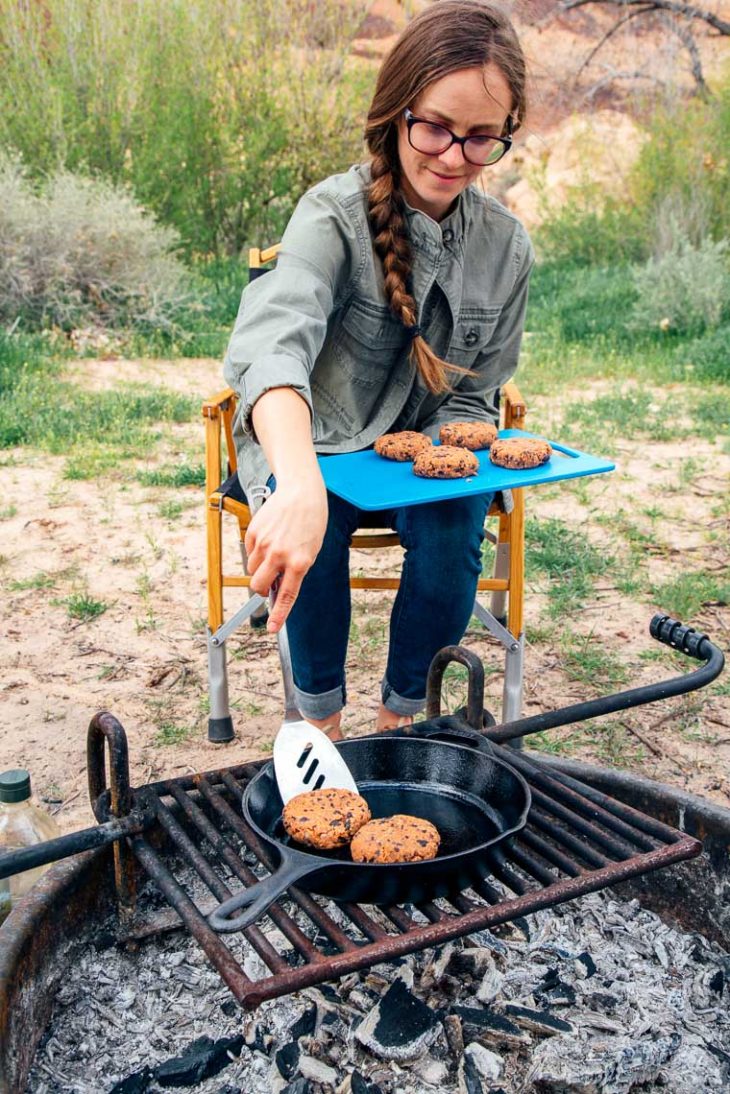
[203,245,528,742]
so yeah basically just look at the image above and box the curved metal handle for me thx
[208,851,317,933]
[489,615,725,745]
[425,645,486,732]
[87,711,132,821]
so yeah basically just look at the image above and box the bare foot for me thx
[376,703,414,733]
[304,714,345,742]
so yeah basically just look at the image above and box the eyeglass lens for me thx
[409,120,506,165]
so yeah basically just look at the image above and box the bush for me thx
[0,155,191,330]
[632,236,730,335]
[0,0,372,256]
[673,324,730,384]
[535,68,730,267]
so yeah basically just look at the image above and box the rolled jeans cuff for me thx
[381,677,426,717]
[293,683,346,721]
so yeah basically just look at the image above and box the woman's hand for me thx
[247,386,328,633]
[245,475,328,633]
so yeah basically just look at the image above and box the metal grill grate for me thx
[113,748,701,1011]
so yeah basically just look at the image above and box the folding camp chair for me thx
[203,245,528,742]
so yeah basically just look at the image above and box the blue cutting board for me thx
[318,429,615,510]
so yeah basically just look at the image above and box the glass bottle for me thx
[0,769,61,924]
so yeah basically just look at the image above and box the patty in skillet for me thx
[350,814,441,863]
[282,787,371,850]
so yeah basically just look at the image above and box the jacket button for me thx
[442,228,454,243]
[464,327,480,346]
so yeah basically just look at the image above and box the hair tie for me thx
[406,324,421,340]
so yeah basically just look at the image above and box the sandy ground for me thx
[0,355,728,841]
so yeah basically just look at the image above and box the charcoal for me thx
[282,1081,312,1094]
[275,1041,301,1081]
[537,968,561,992]
[355,978,441,1061]
[154,1034,244,1087]
[575,952,597,978]
[444,1012,465,1057]
[463,1043,504,1082]
[526,1033,681,1094]
[503,1004,573,1036]
[457,1051,483,1094]
[451,1006,530,1048]
[446,948,494,979]
[348,1071,383,1094]
[583,990,621,1013]
[298,1054,338,1085]
[108,1067,154,1094]
[220,999,239,1018]
[539,982,577,1007]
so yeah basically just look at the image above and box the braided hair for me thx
[364,1,526,394]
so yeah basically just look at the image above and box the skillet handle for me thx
[208,850,317,933]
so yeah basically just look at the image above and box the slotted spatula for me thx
[247,484,357,805]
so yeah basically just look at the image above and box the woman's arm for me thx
[245,387,328,634]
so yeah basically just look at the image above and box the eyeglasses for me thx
[403,108,512,167]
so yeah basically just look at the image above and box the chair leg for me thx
[207,630,235,743]
[490,532,510,626]
[501,634,525,747]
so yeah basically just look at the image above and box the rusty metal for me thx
[87,711,138,927]
[94,749,701,1011]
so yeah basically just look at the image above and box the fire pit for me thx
[1,616,727,1093]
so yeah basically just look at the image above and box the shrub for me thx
[0,0,371,256]
[0,155,191,330]
[632,235,730,335]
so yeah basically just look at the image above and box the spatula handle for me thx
[249,484,299,720]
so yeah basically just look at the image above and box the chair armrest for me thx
[202,387,237,418]
[501,381,527,430]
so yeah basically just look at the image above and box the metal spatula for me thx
[246,484,357,806]
[273,720,358,805]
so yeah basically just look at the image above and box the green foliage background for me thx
[0,0,370,257]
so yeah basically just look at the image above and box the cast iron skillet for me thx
[209,649,529,933]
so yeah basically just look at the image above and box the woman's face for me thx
[396,64,512,222]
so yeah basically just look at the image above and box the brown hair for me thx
[365,0,526,394]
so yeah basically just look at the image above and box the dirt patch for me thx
[0,357,727,842]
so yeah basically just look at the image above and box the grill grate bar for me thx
[509,843,564,887]
[203,774,359,955]
[546,769,687,843]
[528,807,610,869]
[502,750,661,853]
[521,783,646,860]
[161,782,318,966]
[119,757,703,1011]
[518,826,584,878]
[131,836,253,1003]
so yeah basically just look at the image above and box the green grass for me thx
[0,504,17,520]
[138,462,205,488]
[62,593,108,622]
[524,517,614,617]
[650,571,730,623]
[153,721,196,747]
[8,571,57,591]
[559,632,629,691]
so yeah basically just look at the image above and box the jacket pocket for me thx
[333,298,409,388]
[447,306,502,367]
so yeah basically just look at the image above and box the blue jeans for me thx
[286,490,492,720]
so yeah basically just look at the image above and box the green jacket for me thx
[224,162,534,499]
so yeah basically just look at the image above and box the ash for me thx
[27,889,730,1094]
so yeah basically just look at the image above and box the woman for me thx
[224,0,533,737]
